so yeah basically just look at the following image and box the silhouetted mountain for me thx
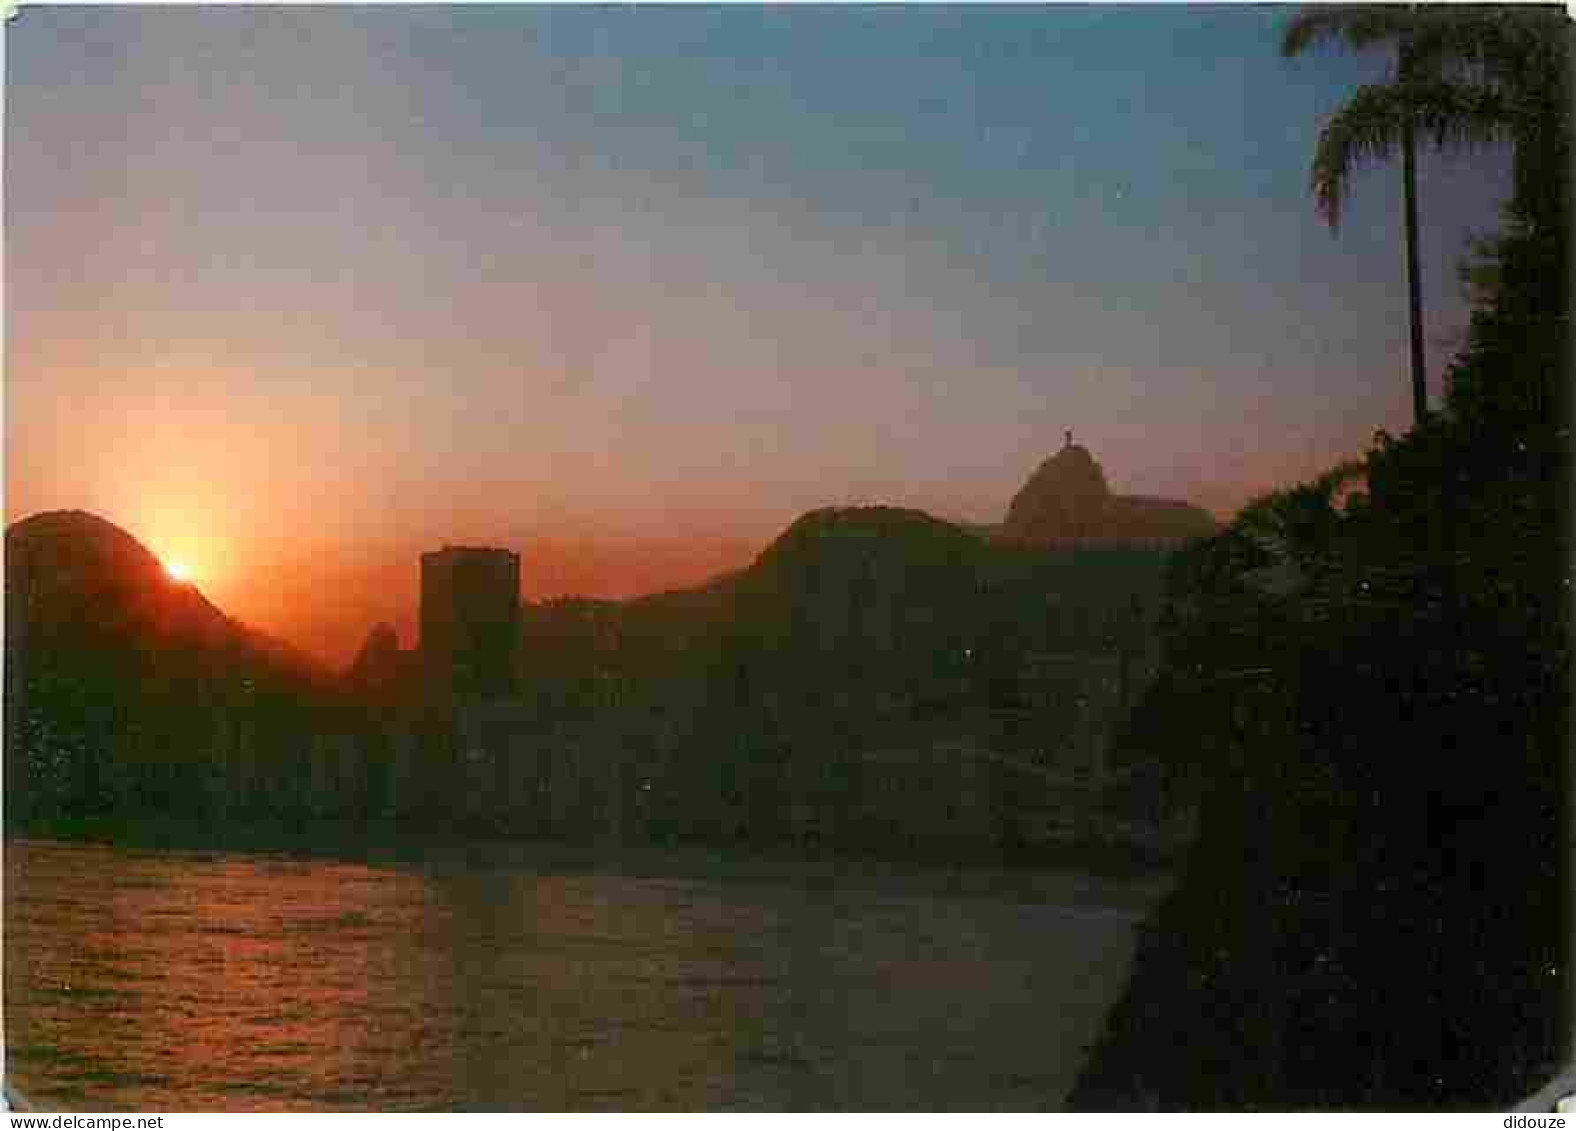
[508,503,1171,698]
[750,505,990,579]
[503,504,1168,782]
[5,510,338,824]
[1001,442,1217,547]
[6,510,332,687]
[612,505,1174,852]
[346,622,416,708]
[11,507,1176,854]
[350,622,401,676]
[514,507,998,692]
[724,506,995,680]
[9,510,230,650]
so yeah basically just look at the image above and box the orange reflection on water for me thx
[6,840,1153,1110]
[8,842,426,1109]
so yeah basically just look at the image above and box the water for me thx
[4,838,1163,1110]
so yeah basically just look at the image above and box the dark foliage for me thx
[1071,15,1568,1103]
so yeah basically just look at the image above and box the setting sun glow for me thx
[164,559,194,584]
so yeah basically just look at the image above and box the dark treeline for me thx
[1073,6,1570,1108]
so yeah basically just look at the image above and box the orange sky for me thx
[6,7,1511,666]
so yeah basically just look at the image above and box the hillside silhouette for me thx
[516,503,1171,709]
[6,489,1199,862]
[1000,440,1219,548]
[7,511,331,681]
[490,504,1178,855]
[5,511,342,827]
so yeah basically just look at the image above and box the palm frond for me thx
[1280,6,1416,60]
[1408,79,1510,150]
[1310,84,1408,228]
[1284,5,1566,90]
[1406,6,1566,71]
[1311,80,1511,229]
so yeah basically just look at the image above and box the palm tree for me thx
[1280,5,1565,428]
[1283,7,1433,425]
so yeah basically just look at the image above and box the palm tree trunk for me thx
[1401,97,1428,426]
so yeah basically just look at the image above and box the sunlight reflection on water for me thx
[5,839,1159,1110]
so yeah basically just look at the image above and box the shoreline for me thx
[5,815,1177,908]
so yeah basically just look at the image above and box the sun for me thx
[163,558,194,584]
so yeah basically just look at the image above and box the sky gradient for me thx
[6,5,1514,663]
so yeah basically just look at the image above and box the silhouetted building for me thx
[420,545,520,706]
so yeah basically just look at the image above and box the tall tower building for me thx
[420,546,520,705]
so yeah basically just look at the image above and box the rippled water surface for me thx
[5,838,1162,1110]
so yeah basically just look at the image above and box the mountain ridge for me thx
[5,509,335,688]
[1000,442,1218,547]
